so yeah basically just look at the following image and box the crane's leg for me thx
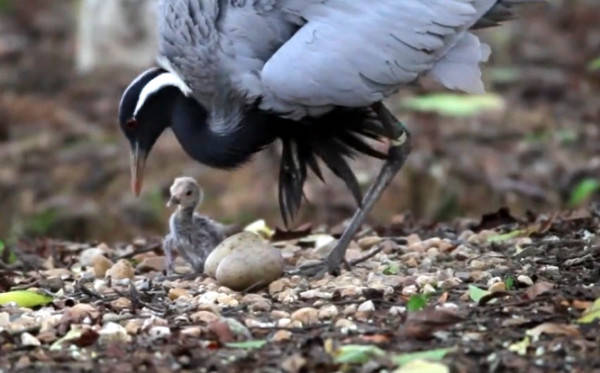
[296,102,411,276]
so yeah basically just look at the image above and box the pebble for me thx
[489,282,506,293]
[98,322,131,344]
[517,275,534,286]
[291,307,319,326]
[125,319,143,335]
[299,290,334,300]
[106,259,135,280]
[168,288,190,300]
[190,311,219,324]
[422,284,436,295]
[214,233,284,291]
[271,330,293,342]
[180,326,203,338]
[0,312,10,329]
[92,255,113,278]
[21,332,41,347]
[343,304,357,316]
[402,284,418,296]
[270,310,290,319]
[357,236,383,250]
[334,319,357,332]
[487,277,503,287]
[269,278,292,295]
[242,294,272,312]
[389,306,406,316]
[80,247,106,267]
[110,297,132,311]
[318,305,339,320]
[148,326,171,341]
[137,256,166,272]
[416,275,436,287]
[468,260,487,270]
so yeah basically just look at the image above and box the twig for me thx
[116,242,161,260]
[350,244,386,266]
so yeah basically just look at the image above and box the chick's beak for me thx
[130,144,147,196]
[166,196,180,208]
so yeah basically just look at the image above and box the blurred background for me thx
[0,0,598,244]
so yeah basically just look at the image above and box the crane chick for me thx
[163,177,225,275]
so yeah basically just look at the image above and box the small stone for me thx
[110,297,132,311]
[99,322,132,344]
[416,275,436,287]
[357,236,383,250]
[92,255,113,278]
[517,275,534,286]
[422,284,436,295]
[21,332,41,347]
[106,259,135,280]
[299,289,333,300]
[487,277,503,288]
[343,304,357,316]
[468,230,497,245]
[489,282,506,293]
[357,300,375,313]
[137,256,166,272]
[80,247,106,266]
[340,287,361,298]
[277,318,292,328]
[0,312,9,329]
[269,278,292,295]
[125,319,143,335]
[282,354,307,373]
[271,310,290,319]
[334,319,357,332]
[169,288,190,300]
[242,294,272,312]
[469,260,487,270]
[290,307,319,326]
[402,284,418,296]
[271,330,293,342]
[318,305,339,320]
[190,311,219,324]
[180,326,203,338]
[405,234,421,246]
[471,271,492,282]
[389,306,406,316]
[148,326,171,341]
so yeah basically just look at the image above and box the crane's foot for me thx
[292,104,411,278]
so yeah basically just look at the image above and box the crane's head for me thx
[118,67,192,195]
[166,176,203,209]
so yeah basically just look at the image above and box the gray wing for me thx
[260,0,498,112]
[157,0,296,108]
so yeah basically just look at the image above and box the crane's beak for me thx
[166,196,180,208]
[130,143,147,196]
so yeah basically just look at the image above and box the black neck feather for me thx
[170,95,277,169]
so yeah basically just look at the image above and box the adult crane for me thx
[119,0,538,275]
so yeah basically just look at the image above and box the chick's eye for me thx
[126,118,138,130]
[186,190,192,196]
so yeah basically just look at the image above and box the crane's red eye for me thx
[126,118,138,129]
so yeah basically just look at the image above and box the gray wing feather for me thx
[260,0,498,112]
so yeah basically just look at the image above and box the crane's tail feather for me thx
[277,107,388,226]
[473,0,544,29]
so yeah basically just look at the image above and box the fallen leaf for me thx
[225,340,267,350]
[244,220,275,239]
[394,360,449,373]
[569,178,600,207]
[526,323,580,340]
[402,308,464,340]
[401,93,504,117]
[468,285,490,303]
[407,295,428,312]
[508,336,530,356]
[525,281,554,300]
[393,347,454,366]
[577,298,600,324]
[0,290,53,308]
[334,344,385,364]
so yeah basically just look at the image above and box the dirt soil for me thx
[1,209,599,372]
